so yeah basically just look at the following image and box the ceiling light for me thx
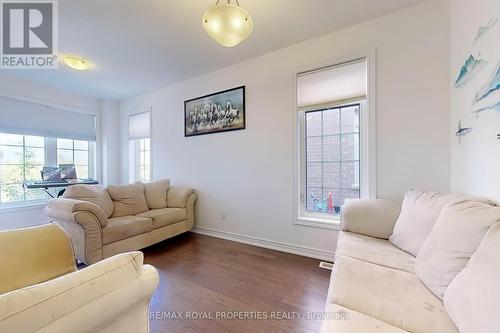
[202,0,253,47]
[60,56,90,71]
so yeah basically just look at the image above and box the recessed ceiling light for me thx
[60,55,91,71]
[202,0,253,47]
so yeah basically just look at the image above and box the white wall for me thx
[100,99,121,186]
[119,0,450,258]
[0,73,120,229]
[449,0,500,201]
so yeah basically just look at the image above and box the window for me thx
[296,56,374,227]
[57,139,92,179]
[0,132,96,206]
[0,96,97,207]
[128,111,151,183]
[135,138,151,182]
[0,133,46,204]
[305,105,360,215]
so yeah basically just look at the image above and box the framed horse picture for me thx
[184,86,246,137]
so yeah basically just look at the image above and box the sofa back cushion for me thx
[107,183,149,218]
[63,185,114,218]
[444,222,500,333]
[144,179,170,209]
[389,189,491,256]
[415,201,500,299]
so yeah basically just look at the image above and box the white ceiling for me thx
[7,0,427,100]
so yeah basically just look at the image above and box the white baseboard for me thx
[191,226,335,261]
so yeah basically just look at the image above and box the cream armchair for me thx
[46,180,197,265]
[0,224,159,333]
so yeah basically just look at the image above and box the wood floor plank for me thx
[143,233,331,333]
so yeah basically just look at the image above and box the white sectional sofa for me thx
[321,190,500,333]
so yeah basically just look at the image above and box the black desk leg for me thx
[43,188,55,198]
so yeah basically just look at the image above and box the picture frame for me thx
[184,86,246,137]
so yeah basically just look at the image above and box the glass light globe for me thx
[202,4,253,47]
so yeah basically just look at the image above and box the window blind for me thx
[128,111,150,140]
[297,59,367,111]
[0,96,96,141]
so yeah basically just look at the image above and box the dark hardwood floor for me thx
[143,233,331,333]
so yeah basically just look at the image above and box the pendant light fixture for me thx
[202,0,253,47]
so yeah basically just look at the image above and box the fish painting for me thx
[473,101,500,115]
[474,18,498,42]
[473,64,500,103]
[456,121,472,137]
[454,55,486,87]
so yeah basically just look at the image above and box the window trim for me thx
[0,200,47,213]
[292,49,377,230]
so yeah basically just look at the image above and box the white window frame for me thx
[128,110,152,183]
[293,50,377,230]
[134,138,151,183]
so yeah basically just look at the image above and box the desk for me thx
[24,179,99,198]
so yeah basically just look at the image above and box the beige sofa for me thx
[0,224,159,333]
[322,190,500,333]
[46,179,197,264]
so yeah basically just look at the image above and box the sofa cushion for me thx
[103,216,153,244]
[341,199,400,239]
[63,185,114,218]
[136,208,187,229]
[328,256,458,333]
[444,222,500,333]
[416,201,500,299]
[144,179,170,209]
[321,304,407,333]
[389,189,490,256]
[107,183,149,218]
[335,231,415,273]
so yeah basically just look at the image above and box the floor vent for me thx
[319,261,334,270]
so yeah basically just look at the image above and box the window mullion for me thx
[22,136,26,201]
[321,110,324,211]
[339,108,343,203]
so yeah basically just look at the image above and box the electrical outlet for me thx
[221,212,227,221]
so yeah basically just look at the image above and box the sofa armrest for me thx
[167,186,195,208]
[185,192,197,229]
[46,198,106,265]
[0,224,76,295]
[341,199,400,239]
[47,198,108,227]
[0,252,159,333]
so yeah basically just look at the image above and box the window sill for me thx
[0,201,47,214]
[294,216,341,230]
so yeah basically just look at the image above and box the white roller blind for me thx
[298,59,367,111]
[128,111,150,140]
[0,96,96,141]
